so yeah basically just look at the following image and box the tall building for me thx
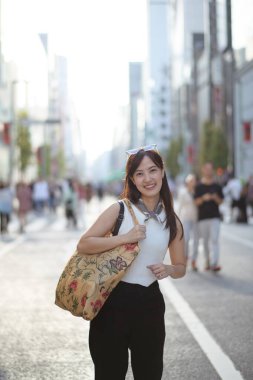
[170,0,205,171]
[196,0,234,167]
[234,61,253,179]
[129,62,145,148]
[232,0,253,178]
[39,35,78,179]
[146,0,172,153]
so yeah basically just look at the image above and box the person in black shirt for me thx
[194,162,224,271]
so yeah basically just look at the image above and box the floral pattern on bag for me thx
[109,256,127,271]
[55,199,140,321]
[55,243,139,320]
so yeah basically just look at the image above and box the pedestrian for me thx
[16,180,32,233]
[247,175,253,218]
[0,181,14,235]
[85,182,93,203]
[96,182,105,201]
[177,174,199,270]
[194,162,224,271]
[222,173,242,222]
[236,181,248,223]
[48,179,61,214]
[32,178,49,213]
[63,179,78,228]
[76,145,186,380]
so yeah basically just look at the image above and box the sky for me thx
[232,0,253,49]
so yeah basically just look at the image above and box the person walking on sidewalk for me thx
[0,181,14,235]
[177,174,199,270]
[16,180,32,233]
[222,173,242,222]
[77,145,186,380]
[63,178,78,228]
[194,162,224,271]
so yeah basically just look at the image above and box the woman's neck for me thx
[140,196,160,211]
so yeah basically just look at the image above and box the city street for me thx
[0,196,252,380]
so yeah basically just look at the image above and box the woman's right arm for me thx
[76,202,145,254]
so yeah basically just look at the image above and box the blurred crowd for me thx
[176,164,253,272]
[1,167,252,273]
[0,178,122,235]
[176,170,253,225]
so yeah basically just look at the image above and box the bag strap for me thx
[112,200,125,236]
[124,199,139,226]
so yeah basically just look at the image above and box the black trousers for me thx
[89,281,166,380]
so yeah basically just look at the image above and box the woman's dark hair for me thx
[121,149,183,245]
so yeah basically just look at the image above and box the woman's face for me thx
[131,155,164,199]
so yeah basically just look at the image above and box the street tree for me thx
[56,148,66,178]
[199,121,214,166]
[210,126,228,169]
[199,121,228,170]
[16,111,32,176]
[166,136,183,178]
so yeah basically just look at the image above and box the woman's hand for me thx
[124,224,146,243]
[147,264,174,279]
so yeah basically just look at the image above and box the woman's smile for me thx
[143,183,156,190]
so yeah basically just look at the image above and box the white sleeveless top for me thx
[118,202,170,286]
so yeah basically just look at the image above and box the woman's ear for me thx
[162,169,165,178]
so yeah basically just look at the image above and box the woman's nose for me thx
[143,172,151,182]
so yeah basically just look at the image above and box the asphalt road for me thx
[0,196,252,380]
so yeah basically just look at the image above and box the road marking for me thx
[160,278,244,380]
[222,231,253,250]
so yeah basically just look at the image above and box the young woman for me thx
[77,146,186,380]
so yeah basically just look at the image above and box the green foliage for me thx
[166,136,183,178]
[210,127,228,169]
[199,121,228,169]
[56,148,66,178]
[16,111,32,174]
[199,121,214,165]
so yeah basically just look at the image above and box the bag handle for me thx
[112,200,125,236]
[123,199,139,226]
